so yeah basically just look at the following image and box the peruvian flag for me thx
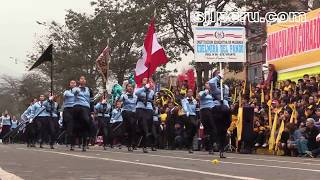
[134,17,168,87]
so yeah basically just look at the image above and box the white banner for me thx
[194,26,246,62]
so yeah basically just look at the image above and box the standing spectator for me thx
[0,110,12,144]
[265,64,278,89]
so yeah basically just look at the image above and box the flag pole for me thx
[220,62,223,101]
[51,45,54,96]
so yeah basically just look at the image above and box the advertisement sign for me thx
[267,8,320,72]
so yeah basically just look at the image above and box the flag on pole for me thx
[249,83,253,97]
[29,44,53,71]
[134,17,168,87]
[96,46,110,82]
[275,119,285,151]
[261,89,265,104]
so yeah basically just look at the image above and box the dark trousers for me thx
[122,111,137,147]
[108,122,123,146]
[152,121,160,148]
[63,108,75,146]
[136,108,153,148]
[200,108,217,151]
[166,117,176,149]
[35,117,48,145]
[213,105,231,152]
[1,125,11,143]
[184,115,198,149]
[47,117,58,146]
[73,105,91,147]
[25,122,36,146]
[96,116,109,146]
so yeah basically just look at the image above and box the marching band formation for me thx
[18,71,231,158]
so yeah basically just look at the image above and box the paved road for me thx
[0,144,319,180]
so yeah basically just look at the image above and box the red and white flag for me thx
[134,17,168,87]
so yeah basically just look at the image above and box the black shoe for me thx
[209,150,214,155]
[220,152,226,158]
[143,148,148,153]
[27,144,30,147]
[70,146,74,151]
[103,146,107,150]
[82,147,86,152]
[40,145,44,148]
[50,145,54,149]
[188,149,194,154]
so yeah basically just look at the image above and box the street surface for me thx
[0,144,319,180]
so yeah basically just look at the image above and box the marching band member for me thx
[30,94,50,148]
[135,78,155,153]
[119,83,138,151]
[109,100,123,148]
[72,76,93,151]
[209,71,231,158]
[63,80,76,151]
[43,94,60,149]
[94,96,112,150]
[181,89,198,154]
[199,81,217,155]
[22,99,37,147]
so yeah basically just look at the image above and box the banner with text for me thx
[194,26,246,62]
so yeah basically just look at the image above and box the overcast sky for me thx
[0,0,96,77]
[0,0,193,79]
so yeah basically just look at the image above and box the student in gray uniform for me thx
[43,94,60,149]
[95,96,112,150]
[109,100,123,148]
[208,71,231,158]
[119,83,137,151]
[30,94,50,148]
[181,89,199,154]
[72,76,94,151]
[22,99,37,147]
[63,80,76,151]
[135,78,155,153]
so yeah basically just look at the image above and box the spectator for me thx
[305,118,320,152]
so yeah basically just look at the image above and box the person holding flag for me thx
[43,93,60,149]
[135,78,155,153]
[133,15,168,153]
[208,70,231,158]
[199,81,217,155]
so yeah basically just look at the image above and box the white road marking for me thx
[160,149,320,163]
[0,167,23,180]
[17,148,262,180]
[88,149,320,173]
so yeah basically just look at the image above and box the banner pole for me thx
[220,62,223,101]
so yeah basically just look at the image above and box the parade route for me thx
[0,144,319,180]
